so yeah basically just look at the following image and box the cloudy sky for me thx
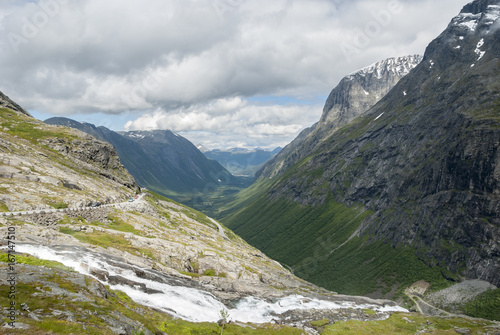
[0,0,467,149]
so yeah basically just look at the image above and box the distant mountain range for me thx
[202,147,281,177]
[222,0,500,300]
[44,118,252,205]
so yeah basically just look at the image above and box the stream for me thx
[14,243,407,323]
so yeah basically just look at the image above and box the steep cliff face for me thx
[257,55,422,180]
[40,137,137,190]
[225,0,500,295]
[320,55,423,126]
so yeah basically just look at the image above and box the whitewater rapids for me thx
[14,243,407,323]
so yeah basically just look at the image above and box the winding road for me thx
[0,193,228,239]
[405,289,454,317]
[209,217,228,239]
[0,194,146,217]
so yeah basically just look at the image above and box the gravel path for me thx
[0,193,146,217]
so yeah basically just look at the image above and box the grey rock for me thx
[20,303,29,312]
[2,322,30,329]
[87,278,109,299]
[39,137,138,191]
[27,312,41,321]
[108,326,128,335]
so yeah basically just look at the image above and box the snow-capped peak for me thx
[347,55,423,81]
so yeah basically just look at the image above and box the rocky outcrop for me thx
[39,137,138,190]
[0,90,32,117]
[257,55,422,180]
[320,55,422,127]
[0,262,156,335]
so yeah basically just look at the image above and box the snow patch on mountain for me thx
[475,38,486,60]
[452,3,500,32]
[484,4,500,24]
[454,13,481,31]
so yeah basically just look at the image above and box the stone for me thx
[2,322,30,329]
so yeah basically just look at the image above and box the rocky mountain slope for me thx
[0,109,137,212]
[223,0,500,308]
[257,55,422,180]
[0,91,31,117]
[44,118,251,206]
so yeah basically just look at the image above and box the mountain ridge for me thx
[44,117,251,206]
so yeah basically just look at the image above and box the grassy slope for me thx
[223,191,455,297]
[462,288,500,321]
[0,108,77,143]
[322,312,497,334]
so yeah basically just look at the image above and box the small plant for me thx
[310,318,330,328]
[0,201,9,212]
[218,309,230,335]
[51,202,68,209]
[363,309,376,316]
[203,268,216,276]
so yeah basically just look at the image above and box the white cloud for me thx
[124,98,322,149]
[0,0,468,148]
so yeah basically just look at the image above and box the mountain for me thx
[44,118,251,206]
[203,147,281,177]
[257,55,422,180]
[119,129,250,189]
[222,0,500,307]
